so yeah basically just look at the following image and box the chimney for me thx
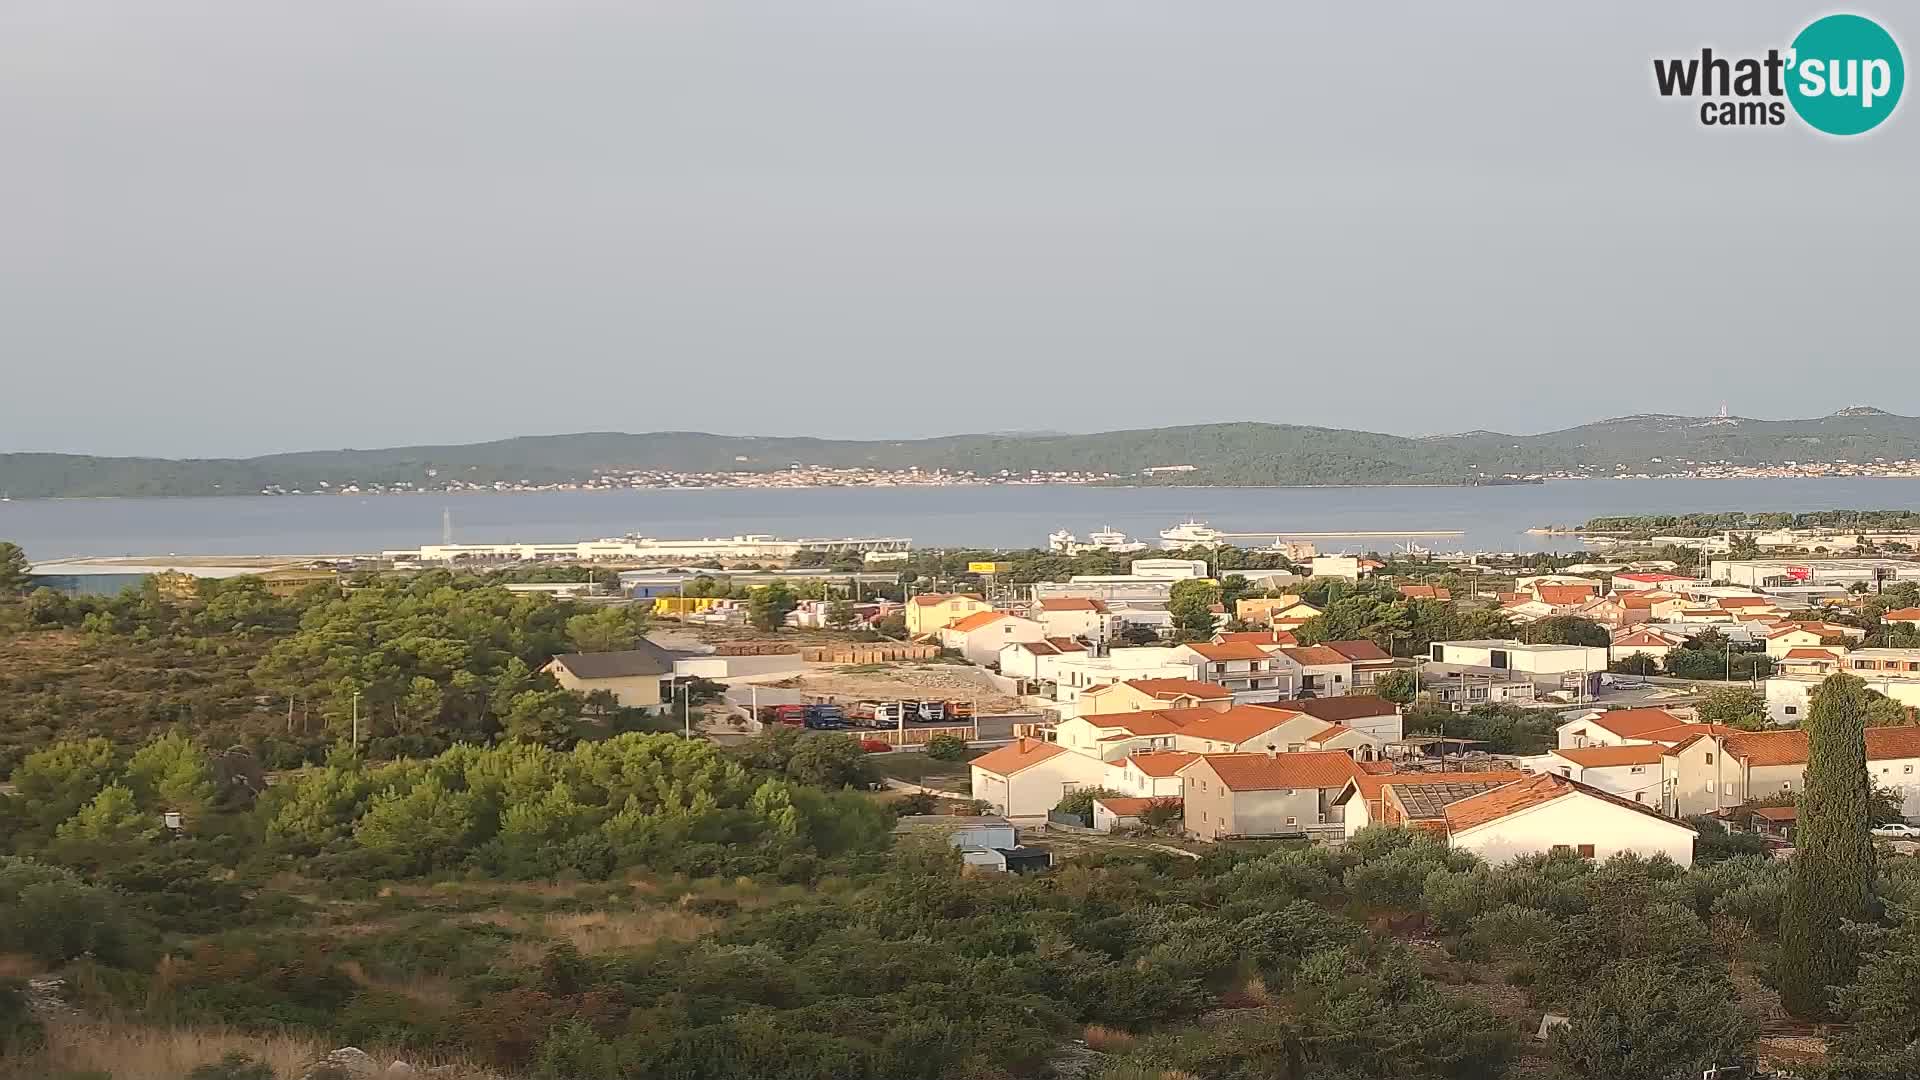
[1265,744,1278,759]
[1016,736,1030,752]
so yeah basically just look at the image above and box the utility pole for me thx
[351,690,361,750]
[681,681,691,739]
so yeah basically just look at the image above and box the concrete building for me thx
[388,534,910,564]
[1661,727,1920,820]
[1428,640,1609,697]
[1709,558,1920,591]
[1264,694,1405,742]
[1765,647,1920,724]
[1076,678,1233,716]
[1443,773,1698,868]
[938,611,1048,667]
[544,644,677,712]
[968,737,1107,819]
[906,593,991,636]
[1333,771,1530,837]
[1033,598,1120,644]
[1173,641,1292,702]
[1271,645,1355,697]
[1182,751,1363,840]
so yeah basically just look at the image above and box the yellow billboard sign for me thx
[968,561,1011,575]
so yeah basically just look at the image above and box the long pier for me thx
[1211,529,1465,539]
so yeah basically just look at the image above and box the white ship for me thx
[1050,526,1146,555]
[1160,519,1226,548]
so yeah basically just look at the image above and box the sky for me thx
[2,1,1915,458]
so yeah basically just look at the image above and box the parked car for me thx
[1871,822,1920,839]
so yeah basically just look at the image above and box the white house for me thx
[1263,695,1405,742]
[1660,726,1920,820]
[968,737,1107,818]
[1048,647,1206,705]
[998,638,1087,682]
[1103,750,1199,799]
[1609,626,1685,666]
[1555,707,1709,750]
[1174,641,1293,702]
[1272,646,1356,697]
[1428,639,1609,696]
[1442,773,1699,868]
[1033,598,1118,644]
[1528,744,1667,807]
[938,611,1048,667]
[1092,796,1179,833]
[1331,770,1530,838]
[1309,555,1381,580]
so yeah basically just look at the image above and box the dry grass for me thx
[0,953,41,979]
[338,959,464,1011]
[530,909,718,957]
[15,1017,502,1080]
[1082,1024,1137,1051]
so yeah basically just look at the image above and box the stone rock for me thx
[299,1047,379,1079]
[385,1063,419,1076]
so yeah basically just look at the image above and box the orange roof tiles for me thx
[945,611,1010,633]
[1553,744,1668,768]
[1534,585,1599,606]
[1265,695,1401,723]
[968,737,1070,776]
[1305,723,1355,744]
[1039,598,1108,612]
[1716,596,1776,609]
[1109,678,1230,700]
[1046,637,1087,652]
[1577,708,1692,740]
[1442,772,1690,834]
[1199,751,1363,791]
[1323,639,1392,662]
[1183,641,1272,662]
[1346,769,1527,800]
[1883,607,1920,621]
[1397,584,1452,601]
[1168,705,1303,745]
[1121,751,1200,777]
[1717,727,1920,767]
[1782,648,1842,660]
[1279,645,1351,666]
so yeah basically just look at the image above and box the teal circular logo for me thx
[1786,14,1904,135]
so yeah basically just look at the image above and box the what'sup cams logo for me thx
[1654,13,1903,134]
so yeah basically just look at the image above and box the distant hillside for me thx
[5,408,1920,497]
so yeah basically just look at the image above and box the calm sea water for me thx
[5,478,1920,561]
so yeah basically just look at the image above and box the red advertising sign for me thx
[1785,565,1812,581]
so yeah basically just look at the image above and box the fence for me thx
[859,724,976,748]
[1012,722,1055,740]
[1047,809,1093,829]
[799,644,941,663]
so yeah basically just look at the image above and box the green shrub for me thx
[922,735,970,762]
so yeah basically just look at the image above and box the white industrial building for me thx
[1709,558,1920,591]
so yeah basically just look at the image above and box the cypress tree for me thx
[1778,672,1876,1017]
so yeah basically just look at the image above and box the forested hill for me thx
[5,408,1920,497]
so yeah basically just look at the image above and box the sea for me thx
[5,477,1920,562]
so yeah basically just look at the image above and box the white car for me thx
[1871,823,1920,839]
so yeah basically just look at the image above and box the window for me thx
[1630,766,1646,774]
[1285,817,1297,827]
[1785,705,1798,716]
[1551,844,1572,855]
[1725,783,1735,795]
[1635,793,1646,803]
[1782,782,1792,791]
[1577,844,1596,859]
[1705,753,1714,765]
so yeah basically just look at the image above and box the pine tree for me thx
[1779,672,1876,1017]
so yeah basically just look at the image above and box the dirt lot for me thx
[768,663,1021,713]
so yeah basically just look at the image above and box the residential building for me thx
[1396,584,1452,601]
[1103,750,1199,799]
[1554,708,1727,750]
[1612,572,1697,592]
[1214,628,1300,649]
[1033,597,1119,644]
[997,638,1086,683]
[968,737,1107,818]
[543,645,676,712]
[1764,621,1865,658]
[1609,626,1685,665]
[1272,645,1355,697]
[906,593,990,636]
[1765,646,1920,725]
[1054,704,1360,761]
[1661,727,1920,819]
[1182,750,1364,840]
[1077,678,1233,716]
[1236,596,1322,625]
[1332,770,1530,837]
[1530,744,1668,806]
[1883,607,1920,628]
[1130,558,1210,580]
[1047,647,1206,705]
[939,611,1048,667]
[1174,641,1292,702]
[1442,773,1699,867]
[1319,639,1401,692]
[1774,648,1844,678]
[1427,640,1608,697]
[1092,796,1179,833]
[1263,694,1405,742]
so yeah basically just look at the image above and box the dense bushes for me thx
[264,733,893,878]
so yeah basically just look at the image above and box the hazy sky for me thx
[2,2,1914,458]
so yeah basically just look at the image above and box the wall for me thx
[1451,794,1695,868]
[549,670,664,711]
[970,753,1106,818]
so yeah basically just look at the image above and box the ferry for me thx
[1159,519,1225,547]
[1049,526,1146,555]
